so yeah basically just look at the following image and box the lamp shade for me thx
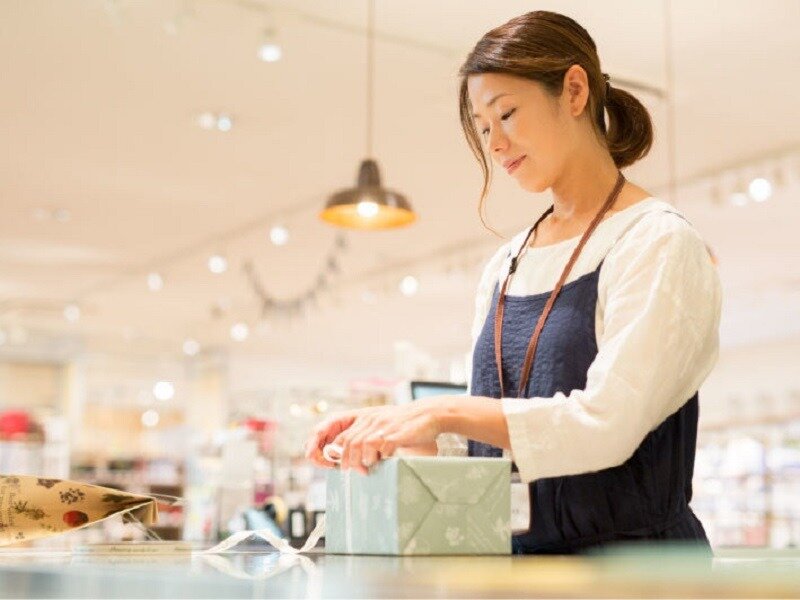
[320,159,416,230]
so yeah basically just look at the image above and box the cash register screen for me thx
[410,381,467,400]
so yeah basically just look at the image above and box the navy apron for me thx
[468,213,711,555]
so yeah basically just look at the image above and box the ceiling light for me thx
[147,272,164,292]
[289,403,303,417]
[400,275,419,296]
[216,114,233,132]
[748,177,772,202]
[208,254,228,274]
[258,42,282,62]
[315,400,329,413]
[141,409,160,428]
[230,322,249,342]
[320,160,417,230]
[318,3,416,231]
[270,225,289,246]
[153,381,175,401]
[197,112,216,130]
[63,304,81,323]
[182,338,200,356]
[357,200,379,219]
[53,208,71,223]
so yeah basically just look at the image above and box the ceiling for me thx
[1,0,799,379]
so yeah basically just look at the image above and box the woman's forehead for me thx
[468,74,534,117]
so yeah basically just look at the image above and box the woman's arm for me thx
[476,213,721,483]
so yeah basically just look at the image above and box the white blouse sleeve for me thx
[501,212,722,483]
[436,240,511,457]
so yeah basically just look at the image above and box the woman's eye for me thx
[481,109,515,135]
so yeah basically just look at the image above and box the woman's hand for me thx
[303,398,447,475]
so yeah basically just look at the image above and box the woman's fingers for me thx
[304,411,358,468]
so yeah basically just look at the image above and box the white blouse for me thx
[436,197,722,484]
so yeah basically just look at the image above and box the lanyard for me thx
[494,171,627,399]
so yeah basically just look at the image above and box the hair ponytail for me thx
[603,84,653,169]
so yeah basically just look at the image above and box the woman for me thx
[305,10,721,555]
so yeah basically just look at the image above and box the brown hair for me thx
[458,10,654,235]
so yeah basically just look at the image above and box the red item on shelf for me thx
[244,418,277,453]
[0,411,30,439]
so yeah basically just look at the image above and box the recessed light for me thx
[183,338,200,356]
[147,272,164,292]
[153,381,175,401]
[748,177,772,202]
[141,409,160,428]
[208,254,228,274]
[216,114,233,132]
[258,42,282,62]
[400,275,419,296]
[53,208,71,223]
[63,304,81,323]
[230,322,249,341]
[270,225,289,246]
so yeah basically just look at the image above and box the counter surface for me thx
[1,544,799,598]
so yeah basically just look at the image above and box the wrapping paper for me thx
[0,474,158,546]
[324,455,512,555]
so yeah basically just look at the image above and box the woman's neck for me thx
[548,150,622,224]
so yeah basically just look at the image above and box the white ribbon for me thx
[201,442,350,556]
[201,514,326,555]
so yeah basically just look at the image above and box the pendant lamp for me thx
[319,0,417,230]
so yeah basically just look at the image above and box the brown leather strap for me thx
[494,171,627,398]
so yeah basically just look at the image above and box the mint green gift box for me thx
[324,456,511,555]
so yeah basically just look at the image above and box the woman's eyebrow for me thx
[471,93,513,119]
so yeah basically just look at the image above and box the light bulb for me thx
[270,225,289,246]
[748,177,772,203]
[400,275,419,296]
[153,381,175,401]
[208,254,228,274]
[231,322,249,341]
[258,42,282,62]
[63,304,81,323]
[141,409,160,428]
[357,200,379,218]
[147,272,164,292]
[216,114,233,132]
[183,338,200,356]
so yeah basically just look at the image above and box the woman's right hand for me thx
[303,406,440,469]
[304,408,371,469]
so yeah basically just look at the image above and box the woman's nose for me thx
[488,128,509,155]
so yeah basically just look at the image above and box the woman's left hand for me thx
[308,398,446,475]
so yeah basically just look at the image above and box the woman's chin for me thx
[517,175,547,194]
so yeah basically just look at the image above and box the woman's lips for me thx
[505,155,526,174]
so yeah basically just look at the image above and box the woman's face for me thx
[468,71,579,194]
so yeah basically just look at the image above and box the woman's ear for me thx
[562,64,590,117]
